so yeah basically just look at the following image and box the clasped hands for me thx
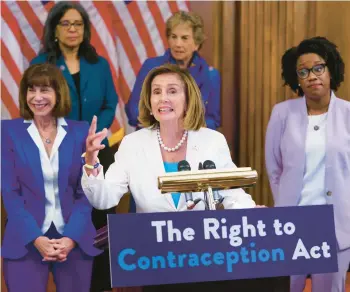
[34,236,76,262]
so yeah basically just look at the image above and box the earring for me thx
[298,84,301,87]
[55,38,58,42]
[150,112,153,116]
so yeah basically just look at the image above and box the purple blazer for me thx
[265,92,350,250]
[1,118,102,259]
[124,49,221,130]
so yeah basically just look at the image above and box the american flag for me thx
[1,0,190,138]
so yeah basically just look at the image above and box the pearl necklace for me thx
[156,128,188,152]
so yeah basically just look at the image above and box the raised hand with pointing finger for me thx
[85,116,108,173]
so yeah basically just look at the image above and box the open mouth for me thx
[158,108,174,113]
[32,103,48,110]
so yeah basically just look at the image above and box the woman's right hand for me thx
[85,116,108,165]
[34,236,61,261]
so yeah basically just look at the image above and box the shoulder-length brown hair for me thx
[19,63,71,119]
[138,64,206,131]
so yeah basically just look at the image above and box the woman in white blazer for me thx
[81,64,256,214]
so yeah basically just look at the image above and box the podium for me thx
[142,277,289,292]
[95,226,289,291]
[95,168,337,291]
[144,167,290,291]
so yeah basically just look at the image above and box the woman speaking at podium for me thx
[265,37,350,292]
[82,64,260,291]
[81,64,256,215]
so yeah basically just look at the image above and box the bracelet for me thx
[81,152,100,169]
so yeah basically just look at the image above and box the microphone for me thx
[202,160,224,205]
[177,160,195,209]
[198,162,203,170]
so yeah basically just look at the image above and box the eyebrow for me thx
[152,83,182,87]
[60,19,83,22]
[171,33,190,37]
[297,60,324,67]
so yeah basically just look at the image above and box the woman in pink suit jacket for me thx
[265,37,350,292]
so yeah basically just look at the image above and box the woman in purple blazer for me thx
[1,63,101,292]
[265,37,349,292]
[125,11,221,131]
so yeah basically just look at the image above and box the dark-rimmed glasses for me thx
[296,63,327,79]
[58,21,84,30]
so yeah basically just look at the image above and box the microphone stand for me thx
[204,186,217,210]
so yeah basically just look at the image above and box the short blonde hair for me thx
[19,63,71,119]
[166,11,206,50]
[138,64,206,131]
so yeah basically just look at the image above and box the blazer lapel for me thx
[79,57,89,95]
[58,123,74,200]
[143,129,177,210]
[144,129,165,175]
[185,130,201,170]
[143,129,202,210]
[56,56,78,97]
[325,93,337,168]
[298,97,309,175]
[21,123,45,197]
[176,130,201,209]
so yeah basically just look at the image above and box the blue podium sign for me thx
[108,205,338,287]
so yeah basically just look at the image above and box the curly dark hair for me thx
[40,1,98,64]
[281,36,345,96]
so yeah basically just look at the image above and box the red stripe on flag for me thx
[93,2,115,41]
[43,1,55,13]
[89,24,121,98]
[109,4,142,74]
[2,3,37,62]
[126,2,157,58]
[168,2,179,15]
[146,2,168,50]
[1,81,20,119]
[118,69,132,104]
[1,41,22,85]
[88,2,121,99]
[110,119,120,133]
[17,1,44,41]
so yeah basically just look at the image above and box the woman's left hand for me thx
[50,237,76,262]
[255,205,267,208]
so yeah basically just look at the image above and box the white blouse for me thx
[25,118,67,234]
[299,113,328,206]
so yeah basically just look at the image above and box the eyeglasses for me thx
[58,21,84,30]
[296,63,327,79]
